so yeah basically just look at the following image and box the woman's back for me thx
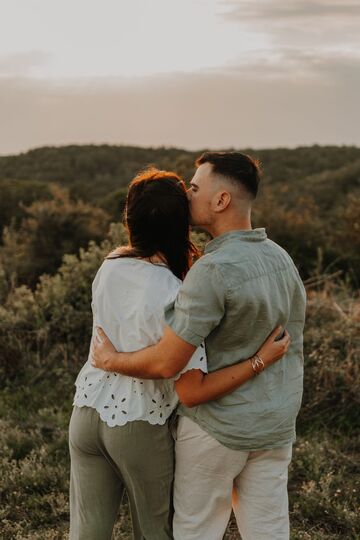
[73,258,182,427]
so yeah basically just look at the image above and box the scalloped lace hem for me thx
[73,401,171,427]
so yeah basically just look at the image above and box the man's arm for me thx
[91,325,196,379]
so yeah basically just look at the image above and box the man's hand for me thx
[91,327,117,371]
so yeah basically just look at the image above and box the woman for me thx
[69,167,289,540]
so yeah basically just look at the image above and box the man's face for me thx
[187,162,217,228]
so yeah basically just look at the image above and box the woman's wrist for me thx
[249,354,265,375]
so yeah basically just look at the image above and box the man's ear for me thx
[213,190,231,213]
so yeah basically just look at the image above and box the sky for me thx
[0,0,359,154]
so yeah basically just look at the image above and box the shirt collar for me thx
[204,228,267,254]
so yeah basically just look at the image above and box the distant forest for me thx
[0,144,359,290]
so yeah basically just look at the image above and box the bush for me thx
[253,194,332,279]
[0,179,53,234]
[335,194,360,283]
[0,221,359,538]
[0,186,110,289]
[0,223,128,385]
[301,282,360,431]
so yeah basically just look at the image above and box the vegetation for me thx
[0,186,110,290]
[0,144,359,538]
[1,144,359,286]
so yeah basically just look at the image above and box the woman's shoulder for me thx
[106,246,128,259]
[100,254,181,292]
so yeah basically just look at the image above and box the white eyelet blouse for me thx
[73,257,207,427]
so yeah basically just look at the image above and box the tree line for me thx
[0,143,359,293]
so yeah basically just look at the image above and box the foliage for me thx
[0,178,52,234]
[253,194,329,279]
[0,186,110,289]
[1,145,360,194]
[0,223,127,384]
[0,144,195,203]
[0,224,359,537]
[335,194,360,284]
[1,144,360,285]
[0,143,359,538]
[99,187,128,222]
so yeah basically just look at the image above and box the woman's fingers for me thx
[278,331,291,350]
[266,327,291,345]
[94,334,102,344]
[259,327,291,365]
[265,326,289,346]
[95,327,112,345]
[280,332,291,354]
[96,326,105,339]
[268,325,283,341]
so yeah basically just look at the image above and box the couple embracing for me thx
[69,152,306,540]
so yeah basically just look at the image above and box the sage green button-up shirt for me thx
[165,228,306,451]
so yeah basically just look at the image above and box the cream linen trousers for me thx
[173,416,292,540]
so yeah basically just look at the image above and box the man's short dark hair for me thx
[195,151,261,199]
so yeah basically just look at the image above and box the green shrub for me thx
[301,283,360,431]
[253,194,332,279]
[0,223,128,385]
[0,186,110,288]
[0,221,359,538]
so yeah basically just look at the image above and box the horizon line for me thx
[1,141,359,159]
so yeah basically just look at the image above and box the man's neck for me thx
[207,216,252,238]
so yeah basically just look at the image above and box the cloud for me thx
[0,51,51,77]
[217,0,360,83]
[0,61,359,155]
[220,0,360,21]
[219,0,360,46]
[220,49,360,83]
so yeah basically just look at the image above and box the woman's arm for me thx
[175,327,290,407]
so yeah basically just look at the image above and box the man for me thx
[92,152,306,540]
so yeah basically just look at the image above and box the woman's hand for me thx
[91,327,117,371]
[257,326,291,367]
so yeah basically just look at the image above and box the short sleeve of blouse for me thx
[174,341,207,380]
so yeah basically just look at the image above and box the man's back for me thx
[167,228,306,450]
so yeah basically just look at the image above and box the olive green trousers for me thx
[69,406,174,540]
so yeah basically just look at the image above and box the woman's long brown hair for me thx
[108,167,198,279]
